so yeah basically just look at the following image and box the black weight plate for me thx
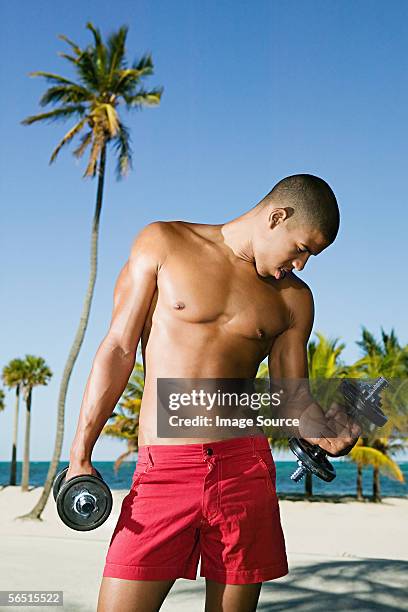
[56,475,112,532]
[53,466,104,502]
[358,399,387,427]
[53,467,69,502]
[289,438,336,482]
[317,455,336,482]
[341,378,388,427]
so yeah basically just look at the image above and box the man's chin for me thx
[254,261,276,278]
[273,268,287,280]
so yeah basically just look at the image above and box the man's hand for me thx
[65,460,99,483]
[301,401,361,457]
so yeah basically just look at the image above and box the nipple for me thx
[173,301,185,310]
[256,328,265,338]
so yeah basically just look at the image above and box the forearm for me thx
[270,380,327,437]
[70,340,136,463]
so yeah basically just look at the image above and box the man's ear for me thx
[269,207,290,228]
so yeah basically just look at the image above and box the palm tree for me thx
[2,358,26,485]
[19,23,163,519]
[347,327,408,501]
[101,361,144,473]
[349,437,405,501]
[19,355,53,492]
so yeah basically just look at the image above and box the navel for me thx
[256,328,265,338]
[173,301,186,310]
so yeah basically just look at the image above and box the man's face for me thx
[254,211,330,279]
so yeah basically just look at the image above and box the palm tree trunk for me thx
[356,464,363,501]
[18,144,107,520]
[21,388,32,492]
[372,466,381,502]
[305,472,313,497]
[9,385,20,486]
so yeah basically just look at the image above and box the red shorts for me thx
[103,434,288,584]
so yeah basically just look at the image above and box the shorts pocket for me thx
[130,472,144,491]
[255,451,277,496]
[131,461,151,490]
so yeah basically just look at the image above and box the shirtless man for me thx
[67,174,360,612]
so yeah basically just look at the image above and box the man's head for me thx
[252,173,340,279]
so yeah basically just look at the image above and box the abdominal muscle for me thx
[137,324,269,446]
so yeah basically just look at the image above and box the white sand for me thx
[0,486,407,611]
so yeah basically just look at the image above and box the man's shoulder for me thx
[274,272,314,332]
[132,220,181,248]
[138,220,175,238]
[138,220,189,243]
[129,221,176,270]
[271,270,313,300]
[286,271,313,295]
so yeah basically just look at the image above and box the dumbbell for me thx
[289,377,389,483]
[53,466,113,531]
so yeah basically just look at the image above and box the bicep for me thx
[268,285,314,379]
[105,223,166,354]
[268,328,309,378]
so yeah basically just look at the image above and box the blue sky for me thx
[1,1,407,461]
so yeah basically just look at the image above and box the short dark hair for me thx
[260,174,340,243]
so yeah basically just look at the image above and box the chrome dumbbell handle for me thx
[71,489,98,518]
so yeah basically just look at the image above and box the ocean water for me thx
[1,459,407,498]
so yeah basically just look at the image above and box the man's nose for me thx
[292,253,310,271]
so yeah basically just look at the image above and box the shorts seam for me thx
[104,562,184,570]
[202,561,287,576]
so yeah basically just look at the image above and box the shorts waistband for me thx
[137,434,270,464]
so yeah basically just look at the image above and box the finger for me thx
[302,436,331,453]
[351,421,362,436]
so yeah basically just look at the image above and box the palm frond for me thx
[49,117,88,164]
[86,22,108,88]
[124,87,163,110]
[39,84,91,107]
[112,122,132,179]
[28,71,79,86]
[114,68,143,93]
[20,354,53,389]
[107,25,129,81]
[21,105,86,125]
[72,130,93,158]
[76,49,100,91]
[349,445,405,482]
[381,327,400,352]
[356,326,382,357]
[132,53,154,77]
[57,52,79,65]
[58,34,83,56]
[2,358,27,388]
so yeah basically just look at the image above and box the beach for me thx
[0,486,407,611]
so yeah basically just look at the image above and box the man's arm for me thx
[69,222,166,469]
[268,281,316,426]
[268,280,314,380]
[268,280,360,456]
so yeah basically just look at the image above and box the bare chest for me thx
[149,247,290,346]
